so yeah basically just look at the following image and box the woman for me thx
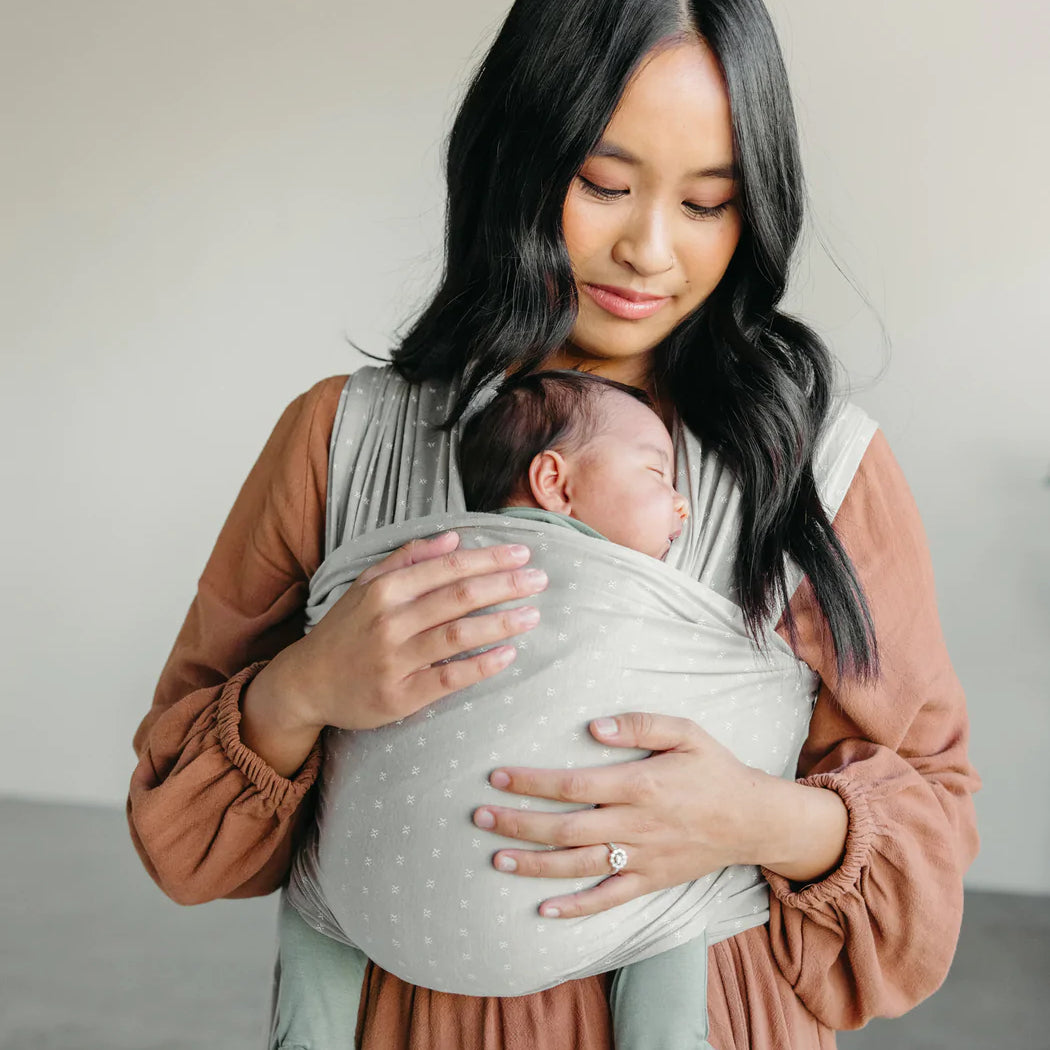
[128,0,980,1047]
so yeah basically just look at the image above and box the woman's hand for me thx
[472,712,849,917]
[240,531,549,776]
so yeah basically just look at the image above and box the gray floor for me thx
[2,798,1048,1050]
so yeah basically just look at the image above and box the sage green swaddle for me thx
[276,365,875,1023]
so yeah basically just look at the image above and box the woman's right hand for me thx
[240,530,547,776]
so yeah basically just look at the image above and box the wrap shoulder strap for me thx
[779,399,879,606]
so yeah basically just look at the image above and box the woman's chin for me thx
[566,316,675,365]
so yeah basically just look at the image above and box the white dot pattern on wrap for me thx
[288,366,878,997]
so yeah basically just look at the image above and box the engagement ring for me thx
[606,843,628,874]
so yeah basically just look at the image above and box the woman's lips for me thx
[582,283,672,320]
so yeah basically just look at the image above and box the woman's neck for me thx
[541,349,649,387]
[528,346,673,424]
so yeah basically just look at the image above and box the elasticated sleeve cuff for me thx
[761,770,880,912]
[215,661,323,811]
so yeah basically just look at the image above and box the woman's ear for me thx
[528,449,572,513]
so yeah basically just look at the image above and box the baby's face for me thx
[565,394,688,560]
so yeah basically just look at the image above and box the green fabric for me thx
[495,505,607,541]
[271,888,712,1050]
[609,933,715,1050]
[270,893,367,1050]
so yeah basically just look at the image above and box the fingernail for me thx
[508,544,530,559]
[524,568,548,586]
[441,531,459,543]
[490,770,511,789]
[474,809,495,829]
[495,855,517,873]
[516,606,540,626]
[593,717,618,737]
[540,905,561,918]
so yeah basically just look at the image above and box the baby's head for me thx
[459,370,688,560]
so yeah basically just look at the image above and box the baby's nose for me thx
[674,492,689,523]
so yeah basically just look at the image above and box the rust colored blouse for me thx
[128,375,980,1049]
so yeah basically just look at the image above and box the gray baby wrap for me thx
[285,365,876,998]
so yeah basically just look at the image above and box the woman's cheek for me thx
[708,211,743,275]
[560,198,585,263]
[562,196,613,272]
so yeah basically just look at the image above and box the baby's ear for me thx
[528,449,572,513]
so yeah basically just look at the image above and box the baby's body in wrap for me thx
[287,510,819,997]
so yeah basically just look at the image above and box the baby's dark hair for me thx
[458,369,654,512]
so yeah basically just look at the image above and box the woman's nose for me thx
[612,205,674,276]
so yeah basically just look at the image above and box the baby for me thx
[459,368,689,562]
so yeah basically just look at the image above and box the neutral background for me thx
[1,0,1047,896]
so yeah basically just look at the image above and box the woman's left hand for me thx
[472,712,785,918]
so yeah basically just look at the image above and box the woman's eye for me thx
[578,175,733,220]
[684,200,733,220]
[579,174,734,219]
[578,175,626,201]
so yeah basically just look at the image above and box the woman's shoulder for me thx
[298,362,411,400]
[328,364,464,415]
[813,399,879,522]
[300,372,353,416]
[821,399,877,448]
[287,365,463,461]
[294,365,417,437]
[817,401,920,524]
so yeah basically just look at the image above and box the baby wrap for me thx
[286,366,876,997]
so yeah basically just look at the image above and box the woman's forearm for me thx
[752,774,849,884]
[240,654,324,779]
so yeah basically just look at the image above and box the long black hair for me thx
[386,0,878,679]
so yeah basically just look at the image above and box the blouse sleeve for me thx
[127,375,348,905]
[764,429,981,1029]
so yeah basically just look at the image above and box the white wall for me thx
[768,0,1050,894]
[2,1,1047,893]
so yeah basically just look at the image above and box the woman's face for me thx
[548,38,742,387]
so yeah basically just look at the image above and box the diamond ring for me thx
[606,843,628,874]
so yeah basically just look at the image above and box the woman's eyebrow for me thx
[590,140,737,181]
